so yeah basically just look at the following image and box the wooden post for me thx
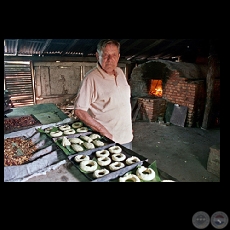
[132,102,142,122]
[201,40,219,130]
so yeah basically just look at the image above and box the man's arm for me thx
[74,109,113,140]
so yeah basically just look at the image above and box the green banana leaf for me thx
[55,139,76,155]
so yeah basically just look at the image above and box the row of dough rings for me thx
[59,125,71,131]
[119,174,141,182]
[93,168,110,178]
[97,156,111,166]
[136,166,155,181]
[50,130,63,137]
[125,156,140,165]
[112,153,126,162]
[64,129,75,135]
[109,162,125,171]
[80,160,98,173]
[95,150,110,158]
[72,122,83,129]
[109,146,122,154]
[74,154,90,163]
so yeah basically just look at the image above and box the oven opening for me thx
[148,79,163,97]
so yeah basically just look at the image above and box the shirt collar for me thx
[96,63,117,79]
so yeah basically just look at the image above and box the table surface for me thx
[5,103,68,124]
[4,103,178,182]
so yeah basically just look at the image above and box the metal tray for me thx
[37,122,116,158]
[4,114,42,134]
[55,134,115,159]
[4,131,59,166]
[40,121,93,139]
[108,159,178,182]
[69,143,148,182]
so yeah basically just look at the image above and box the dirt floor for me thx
[24,120,220,182]
[132,121,220,182]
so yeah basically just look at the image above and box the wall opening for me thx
[148,79,163,97]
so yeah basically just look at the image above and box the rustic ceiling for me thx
[4,39,220,63]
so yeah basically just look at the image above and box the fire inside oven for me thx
[148,79,163,97]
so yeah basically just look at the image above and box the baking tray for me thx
[109,160,178,182]
[37,121,93,138]
[4,131,59,166]
[57,135,115,159]
[4,114,42,134]
[69,143,148,182]
[37,122,116,158]
[170,104,188,127]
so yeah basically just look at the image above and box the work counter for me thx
[4,103,177,182]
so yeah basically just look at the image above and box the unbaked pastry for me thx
[71,143,84,152]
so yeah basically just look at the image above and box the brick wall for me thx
[138,97,167,122]
[130,60,220,127]
[163,71,206,127]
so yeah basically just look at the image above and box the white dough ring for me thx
[74,154,90,163]
[80,160,98,173]
[93,168,110,178]
[80,135,92,142]
[83,142,95,149]
[119,174,141,182]
[125,156,140,165]
[95,150,110,158]
[69,137,83,144]
[89,133,101,140]
[109,146,122,154]
[71,144,84,152]
[64,128,76,135]
[77,127,88,132]
[136,166,155,181]
[72,122,83,129]
[92,140,104,147]
[97,156,111,166]
[44,126,55,133]
[59,125,71,131]
[109,162,125,171]
[112,153,126,162]
[50,130,63,137]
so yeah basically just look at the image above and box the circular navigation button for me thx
[192,211,210,229]
[211,211,229,229]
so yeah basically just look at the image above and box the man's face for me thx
[96,44,120,75]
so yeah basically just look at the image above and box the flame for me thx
[149,79,162,97]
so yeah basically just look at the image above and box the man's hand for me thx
[74,109,113,141]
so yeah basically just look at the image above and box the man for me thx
[74,39,133,149]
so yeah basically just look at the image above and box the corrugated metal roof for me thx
[4,39,219,63]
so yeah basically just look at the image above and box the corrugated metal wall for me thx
[4,61,35,107]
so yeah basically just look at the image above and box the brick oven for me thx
[129,59,220,127]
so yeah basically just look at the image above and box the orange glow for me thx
[149,79,162,97]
